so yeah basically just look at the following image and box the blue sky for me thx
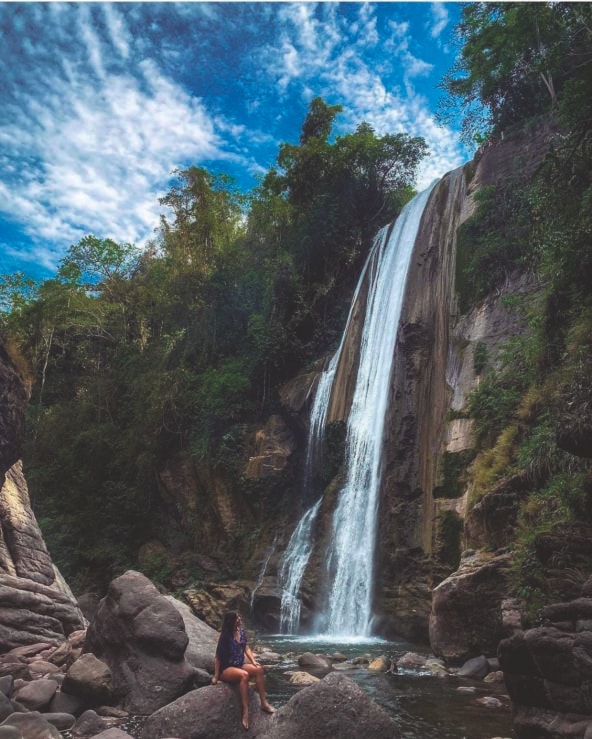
[0,2,468,280]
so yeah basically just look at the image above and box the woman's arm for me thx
[212,656,221,684]
[245,645,259,666]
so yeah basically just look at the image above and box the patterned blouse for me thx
[218,626,247,670]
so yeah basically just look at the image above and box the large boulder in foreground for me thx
[259,672,399,738]
[140,682,271,739]
[164,595,218,673]
[141,672,398,739]
[429,549,513,662]
[84,571,194,714]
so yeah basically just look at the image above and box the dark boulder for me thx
[84,571,194,714]
[140,682,270,739]
[430,550,513,662]
[259,672,399,738]
[499,590,592,738]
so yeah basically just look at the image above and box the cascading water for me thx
[322,181,437,637]
[278,181,437,637]
[278,497,321,633]
[277,257,373,634]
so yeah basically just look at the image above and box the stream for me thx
[257,635,516,739]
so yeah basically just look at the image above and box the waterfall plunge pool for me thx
[257,635,515,739]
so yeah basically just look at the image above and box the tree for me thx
[57,235,138,290]
[300,96,343,144]
[158,167,245,274]
[274,98,427,286]
[439,3,581,144]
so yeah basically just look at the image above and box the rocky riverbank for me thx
[0,569,516,739]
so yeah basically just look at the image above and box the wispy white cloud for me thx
[0,4,252,273]
[429,3,450,39]
[2,62,223,248]
[102,4,132,60]
[0,2,465,277]
[259,3,463,189]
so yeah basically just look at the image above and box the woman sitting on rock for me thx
[212,611,275,729]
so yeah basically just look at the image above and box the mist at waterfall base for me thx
[278,182,438,640]
[258,635,515,739]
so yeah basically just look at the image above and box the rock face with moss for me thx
[0,335,85,649]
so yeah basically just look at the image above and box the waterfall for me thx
[277,253,373,634]
[278,181,437,637]
[322,181,437,637]
[278,497,321,633]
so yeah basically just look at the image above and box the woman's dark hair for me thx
[221,611,239,636]
[216,611,239,667]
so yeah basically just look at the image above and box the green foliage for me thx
[473,342,488,375]
[273,99,428,317]
[189,359,253,466]
[158,167,246,274]
[58,235,138,288]
[436,510,463,570]
[300,97,343,143]
[440,2,589,144]
[471,425,518,503]
[516,409,577,485]
[0,272,38,319]
[435,450,475,499]
[455,183,534,312]
[468,378,521,448]
[138,549,176,589]
[511,471,592,623]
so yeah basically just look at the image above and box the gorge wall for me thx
[253,121,557,641]
[133,121,561,651]
[0,337,84,648]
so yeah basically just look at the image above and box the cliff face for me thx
[0,335,85,649]
[375,119,562,642]
[373,168,468,639]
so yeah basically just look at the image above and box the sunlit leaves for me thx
[158,167,246,274]
[440,2,590,144]
[57,235,138,289]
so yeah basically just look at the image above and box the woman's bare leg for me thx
[221,667,250,728]
[243,663,275,713]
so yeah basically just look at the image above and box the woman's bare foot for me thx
[242,713,249,730]
[261,702,275,714]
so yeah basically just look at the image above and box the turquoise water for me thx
[257,636,516,739]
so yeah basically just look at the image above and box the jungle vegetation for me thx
[440,1,592,620]
[0,100,427,589]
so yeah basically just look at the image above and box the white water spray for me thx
[278,497,322,633]
[322,182,437,637]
